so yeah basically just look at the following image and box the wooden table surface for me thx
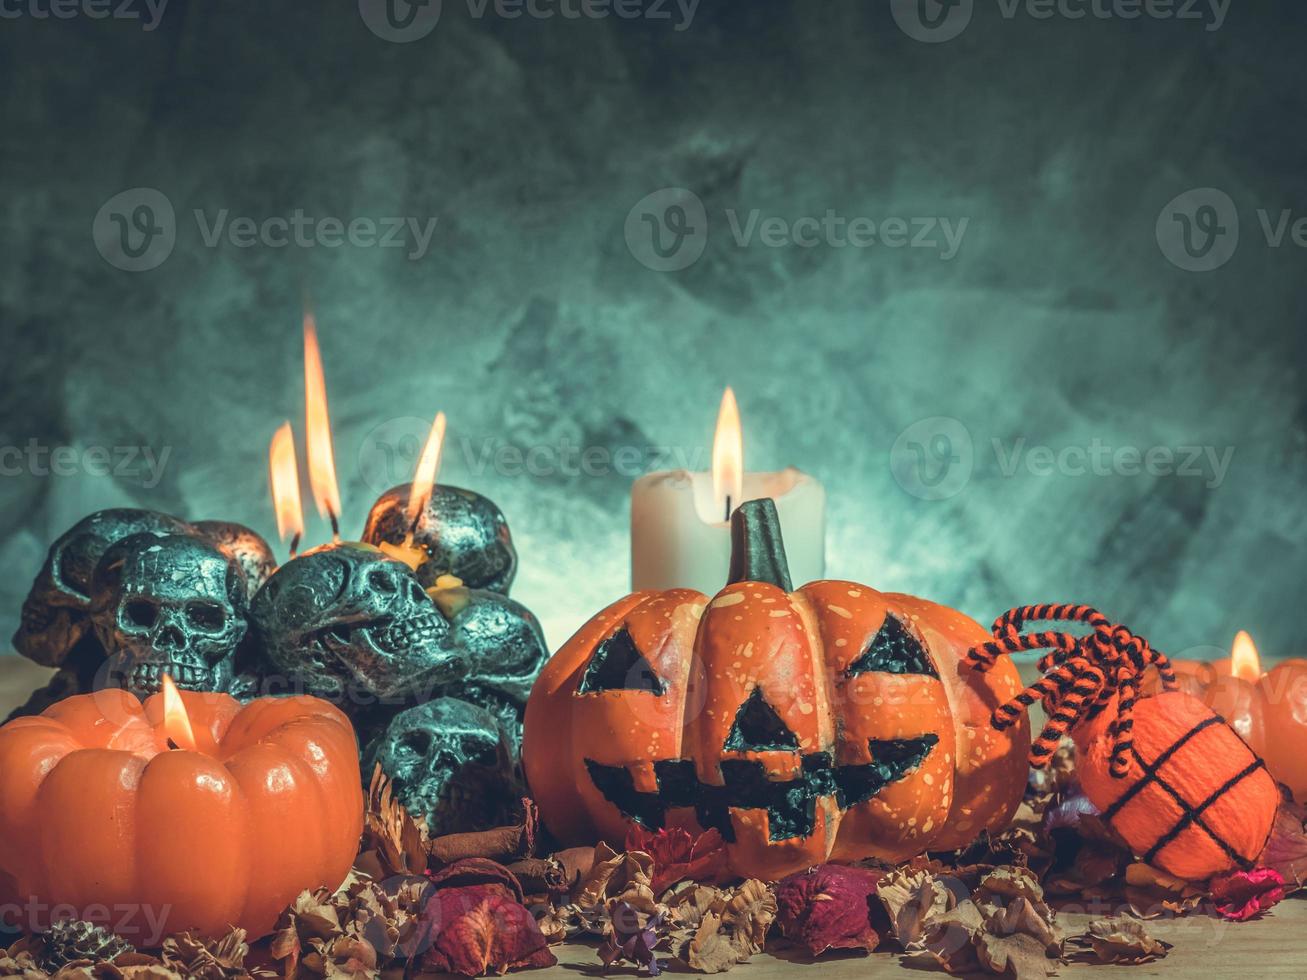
[2,655,1303,977]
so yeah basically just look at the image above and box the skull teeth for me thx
[128,662,211,694]
[324,614,443,655]
[369,614,442,653]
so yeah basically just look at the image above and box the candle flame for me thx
[303,313,342,530]
[712,386,744,522]
[269,422,305,546]
[406,412,447,529]
[160,674,198,751]
[1231,630,1262,682]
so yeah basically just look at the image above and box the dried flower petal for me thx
[773,865,882,956]
[876,868,954,947]
[1070,914,1170,963]
[624,827,730,897]
[1258,799,1307,892]
[417,883,557,977]
[1209,867,1286,921]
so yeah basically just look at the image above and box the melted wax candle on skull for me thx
[361,415,518,594]
[374,412,452,575]
[268,421,305,558]
[630,387,825,593]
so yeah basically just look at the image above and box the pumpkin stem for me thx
[727,499,793,592]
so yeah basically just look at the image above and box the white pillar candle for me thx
[630,467,825,594]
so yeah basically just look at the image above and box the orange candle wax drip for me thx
[1149,631,1307,803]
[0,687,362,942]
[970,604,1279,881]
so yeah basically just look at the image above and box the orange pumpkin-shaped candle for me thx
[0,684,363,941]
[524,499,1030,881]
[1147,632,1307,803]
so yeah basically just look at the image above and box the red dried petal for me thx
[419,883,557,976]
[624,826,730,895]
[1209,867,1286,922]
[773,865,884,957]
[427,858,526,903]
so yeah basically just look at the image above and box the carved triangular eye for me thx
[726,688,799,751]
[577,626,667,694]
[847,614,937,677]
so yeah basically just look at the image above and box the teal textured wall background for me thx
[0,1,1303,661]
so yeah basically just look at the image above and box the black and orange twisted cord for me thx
[968,604,1177,778]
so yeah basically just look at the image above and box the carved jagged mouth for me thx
[585,736,939,843]
[127,662,212,695]
[320,612,444,655]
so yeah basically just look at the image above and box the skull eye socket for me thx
[125,599,158,629]
[369,568,398,593]
[409,581,427,603]
[186,601,226,632]
[399,730,434,756]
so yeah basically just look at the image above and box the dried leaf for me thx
[773,864,882,956]
[428,801,538,867]
[358,766,428,879]
[427,858,524,903]
[1209,867,1286,921]
[665,880,775,974]
[624,827,730,897]
[876,867,953,946]
[161,929,260,980]
[573,844,657,912]
[974,930,1057,979]
[1069,914,1170,963]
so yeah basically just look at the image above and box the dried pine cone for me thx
[40,919,134,969]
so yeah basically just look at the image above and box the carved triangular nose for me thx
[726,688,799,751]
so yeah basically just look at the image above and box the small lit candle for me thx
[374,411,448,572]
[630,388,825,594]
[303,313,343,542]
[1153,631,1307,801]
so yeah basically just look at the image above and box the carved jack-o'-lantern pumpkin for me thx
[524,500,1030,880]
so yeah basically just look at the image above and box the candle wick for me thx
[724,495,732,522]
[328,507,341,544]
[166,737,181,751]
[288,532,301,560]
